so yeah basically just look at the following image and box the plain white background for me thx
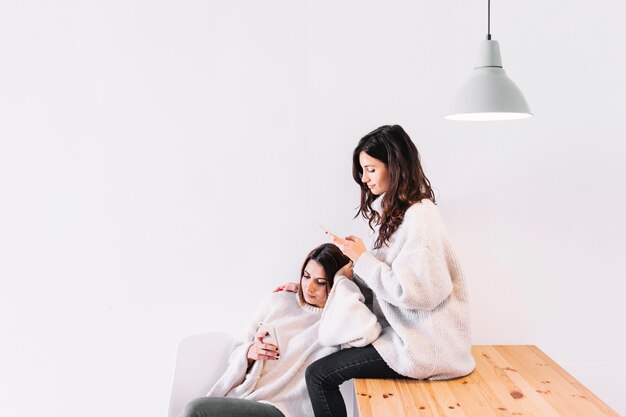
[1,1,625,416]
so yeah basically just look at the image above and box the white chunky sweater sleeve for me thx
[354,207,453,311]
[356,247,453,311]
[206,295,272,397]
[318,276,382,348]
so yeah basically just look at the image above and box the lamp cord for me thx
[487,0,492,40]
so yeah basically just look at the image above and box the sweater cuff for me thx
[353,251,380,285]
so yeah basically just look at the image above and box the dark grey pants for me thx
[178,397,285,417]
[306,345,406,417]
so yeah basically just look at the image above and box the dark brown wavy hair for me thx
[352,125,435,249]
[298,243,351,306]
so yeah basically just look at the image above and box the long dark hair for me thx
[298,243,351,306]
[352,124,435,249]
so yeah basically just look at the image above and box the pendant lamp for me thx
[445,0,532,121]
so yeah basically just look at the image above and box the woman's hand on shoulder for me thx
[273,282,299,293]
[331,235,367,263]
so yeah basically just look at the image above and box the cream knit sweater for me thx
[353,199,475,380]
[207,277,381,417]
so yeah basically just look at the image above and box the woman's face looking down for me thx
[301,260,329,308]
[359,151,389,195]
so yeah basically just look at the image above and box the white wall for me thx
[1,1,624,416]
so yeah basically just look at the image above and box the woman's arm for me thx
[354,244,453,311]
[318,276,382,348]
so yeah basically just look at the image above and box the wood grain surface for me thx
[354,345,619,417]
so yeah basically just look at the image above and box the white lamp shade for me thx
[445,40,532,121]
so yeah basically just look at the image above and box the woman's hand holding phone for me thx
[247,328,280,366]
[316,222,366,262]
[330,234,366,263]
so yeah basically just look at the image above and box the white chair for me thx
[168,331,357,417]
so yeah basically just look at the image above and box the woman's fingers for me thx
[274,282,299,293]
[249,337,279,361]
[330,234,346,245]
[258,354,278,361]
[336,235,366,262]
[255,345,279,359]
[251,336,279,360]
[331,234,362,244]
[258,342,278,350]
[259,348,279,358]
[333,234,360,248]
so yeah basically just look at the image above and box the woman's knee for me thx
[306,356,344,389]
[305,359,323,386]
[179,397,210,417]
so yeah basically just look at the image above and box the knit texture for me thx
[320,276,382,349]
[353,199,475,380]
[207,278,380,417]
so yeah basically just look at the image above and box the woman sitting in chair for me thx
[178,243,381,417]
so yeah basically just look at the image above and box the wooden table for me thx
[354,345,619,417]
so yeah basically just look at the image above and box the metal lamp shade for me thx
[445,40,532,121]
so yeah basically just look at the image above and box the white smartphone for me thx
[258,322,280,352]
[315,221,341,239]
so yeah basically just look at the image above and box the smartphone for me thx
[315,221,341,239]
[258,322,280,352]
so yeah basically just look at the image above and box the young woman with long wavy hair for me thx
[283,125,475,417]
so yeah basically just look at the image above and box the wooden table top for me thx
[354,345,619,417]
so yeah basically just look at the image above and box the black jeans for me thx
[178,397,285,417]
[305,345,406,417]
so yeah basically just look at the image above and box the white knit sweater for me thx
[353,199,475,380]
[207,277,381,417]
